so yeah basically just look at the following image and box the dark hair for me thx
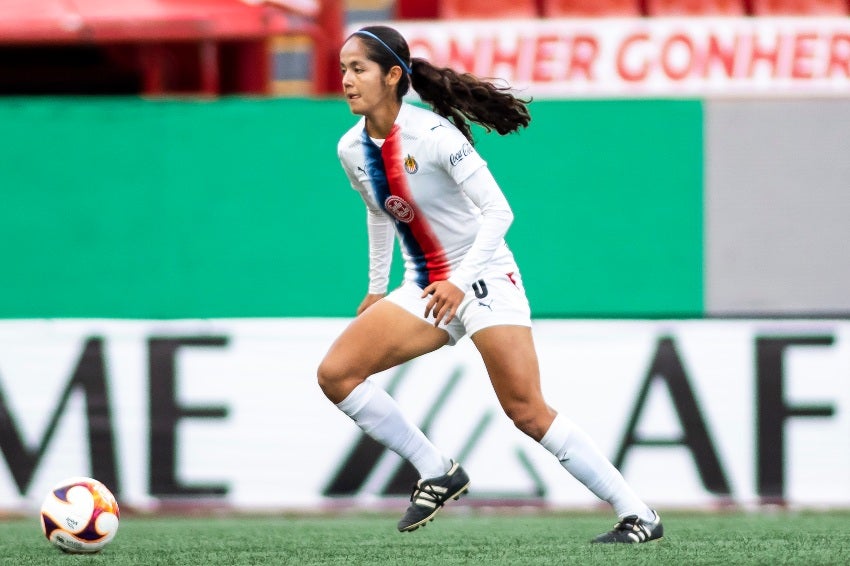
[350,25,531,143]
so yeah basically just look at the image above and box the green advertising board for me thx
[0,98,702,318]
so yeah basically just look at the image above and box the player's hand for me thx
[356,293,386,316]
[422,280,464,327]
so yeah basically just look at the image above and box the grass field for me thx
[3,509,849,565]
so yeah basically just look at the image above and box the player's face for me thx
[340,37,396,116]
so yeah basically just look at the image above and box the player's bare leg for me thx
[318,299,468,532]
[318,299,449,404]
[472,325,662,543]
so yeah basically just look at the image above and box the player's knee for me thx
[316,357,361,403]
[502,401,548,441]
[502,403,534,432]
[316,358,345,398]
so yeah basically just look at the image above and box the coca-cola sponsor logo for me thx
[449,143,474,167]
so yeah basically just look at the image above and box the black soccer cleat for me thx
[592,510,664,544]
[397,461,470,532]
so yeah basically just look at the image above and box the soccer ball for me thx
[39,476,120,553]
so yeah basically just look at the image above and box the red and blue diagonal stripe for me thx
[361,126,450,289]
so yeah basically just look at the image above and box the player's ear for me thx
[386,65,403,88]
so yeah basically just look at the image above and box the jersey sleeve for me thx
[339,141,395,295]
[365,207,394,294]
[447,166,514,291]
[434,124,487,185]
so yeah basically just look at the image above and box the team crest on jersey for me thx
[404,154,419,174]
[384,195,415,223]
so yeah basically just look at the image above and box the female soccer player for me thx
[317,25,663,544]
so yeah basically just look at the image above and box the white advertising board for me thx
[1,318,848,512]
[362,18,850,98]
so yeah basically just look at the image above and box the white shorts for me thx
[384,270,532,346]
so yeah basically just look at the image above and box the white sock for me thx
[336,380,450,479]
[540,413,654,521]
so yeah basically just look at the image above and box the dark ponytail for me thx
[410,58,531,143]
[352,25,531,143]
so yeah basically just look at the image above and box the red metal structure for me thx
[750,0,849,14]
[438,0,539,18]
[645,0,747,15]
[0,0,343,95]
[542,0,641,16]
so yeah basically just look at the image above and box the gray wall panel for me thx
[704,100,850,314]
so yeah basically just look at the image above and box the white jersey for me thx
[337,103,518,293]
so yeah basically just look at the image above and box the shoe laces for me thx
[613,515,639,529]
[612,515,651,538]
[410,480,446,507]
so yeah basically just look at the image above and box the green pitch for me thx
[4,510,849,565]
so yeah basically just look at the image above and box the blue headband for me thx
[354,30,412,75]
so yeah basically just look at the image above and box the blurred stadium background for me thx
[2,0,850,537]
